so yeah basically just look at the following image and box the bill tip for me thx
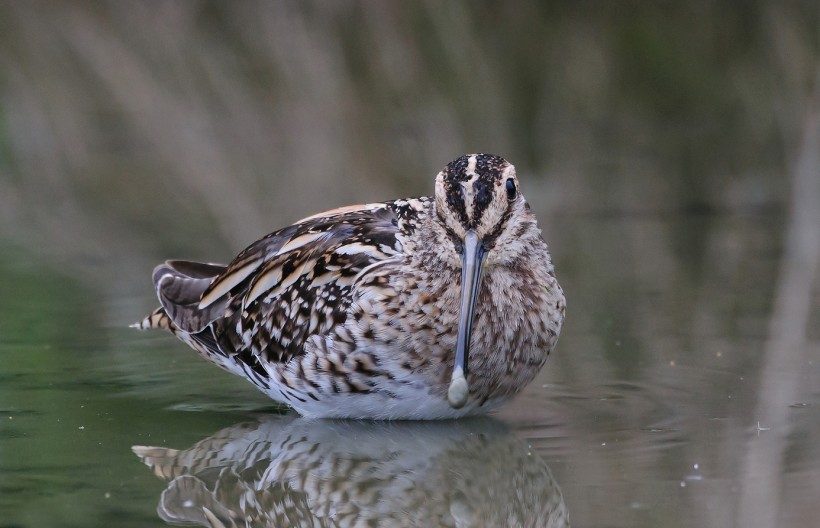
[447,369,469,409]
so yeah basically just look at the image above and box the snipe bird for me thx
[134,154,565,419]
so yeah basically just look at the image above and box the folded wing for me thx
[152,202,404,366]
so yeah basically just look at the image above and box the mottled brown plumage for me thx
[134,154,565,419]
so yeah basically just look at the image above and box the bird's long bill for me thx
[448,230,486,409]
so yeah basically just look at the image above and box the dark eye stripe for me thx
[483,208,514,248]
[445,182,469,225]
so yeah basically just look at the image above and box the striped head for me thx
[434,154,522,243]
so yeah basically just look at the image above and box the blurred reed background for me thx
[1,2,815,281]
[0,2,819,526]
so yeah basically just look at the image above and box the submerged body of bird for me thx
[134,154,565,419]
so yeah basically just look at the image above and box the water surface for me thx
[2,209,818,527]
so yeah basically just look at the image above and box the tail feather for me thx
[153,260,228,333]
[133,259,228,333]
[130,306,175,330]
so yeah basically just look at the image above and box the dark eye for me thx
[505,179,517,200]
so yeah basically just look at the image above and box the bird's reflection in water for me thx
[133,416,568,527]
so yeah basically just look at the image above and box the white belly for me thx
[263,380,506,420]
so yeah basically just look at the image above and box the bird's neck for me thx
[401,200,461,274]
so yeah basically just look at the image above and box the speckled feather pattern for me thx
[134,154,565,419]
